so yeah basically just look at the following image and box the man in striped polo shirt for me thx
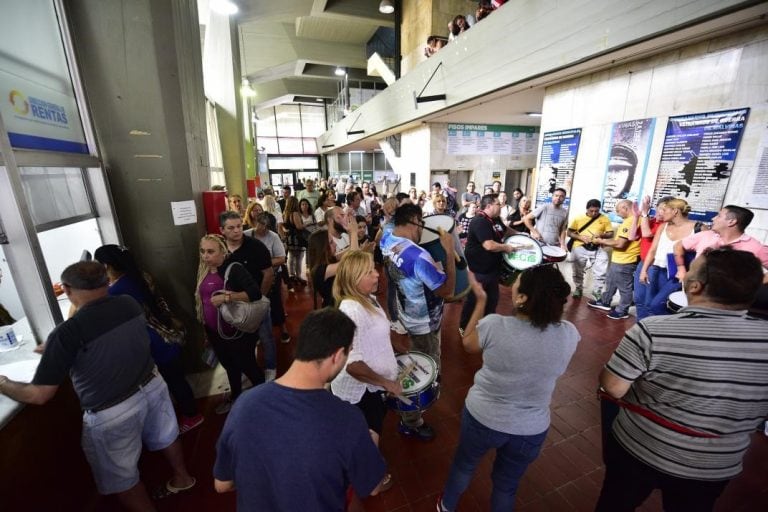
[595,248,768,511]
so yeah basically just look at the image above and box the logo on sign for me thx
[9,90,29,115]
[8,89,68,125]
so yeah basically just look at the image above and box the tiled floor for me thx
[109,272,767,511]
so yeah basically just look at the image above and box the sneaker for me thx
[398,421,435,441]
[572,288,582,299]
[215,400,232,415]
[587,299,611,311]
[592,289,603,300]
[264,369,276,382]
[436,493,449,512]
[390,319,408,335]
[280,332,291,343]
[179,414,204,434]
[607,309,629,320]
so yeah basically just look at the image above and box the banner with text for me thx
[652,108,749,221]
[535,128,582,205]
[447,124,539,156]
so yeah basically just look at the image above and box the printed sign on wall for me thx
[447,124,539,156]
[534,128,582,206]
[652,108,749,221]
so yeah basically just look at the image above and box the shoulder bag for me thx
[566,215,599,252]
[216,262,270,339]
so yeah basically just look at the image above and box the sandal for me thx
[152,477,196,499]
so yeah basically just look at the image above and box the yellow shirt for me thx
[611,216,641,264]
[567,214,612,249]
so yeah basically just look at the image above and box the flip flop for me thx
[378,473,393,493]
[152,477,196,499]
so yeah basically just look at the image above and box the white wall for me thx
[398,125,432,192]
[540,26,768,242]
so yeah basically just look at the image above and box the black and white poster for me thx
[653,108,749,221]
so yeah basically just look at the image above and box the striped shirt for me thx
[605,306,768,480]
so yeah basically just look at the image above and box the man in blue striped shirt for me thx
[596,248,768,512]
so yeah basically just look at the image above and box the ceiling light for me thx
[240,78,256,98]
[316,98,323,102]
[334,66,346,76]
[210,0,238,15]
[526,112,542,117]
[379,0,394,14]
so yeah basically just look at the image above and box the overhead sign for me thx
[447,124,539,156]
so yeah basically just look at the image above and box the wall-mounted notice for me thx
[652,108,749,221]
[601,118,656,221]
[447,124,539,156]
[171,200,197,226]
[746,123,768,210]
[534,128,582,205]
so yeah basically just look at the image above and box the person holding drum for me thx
[567,199,613,299]
[381,203,457,441]
[459,194,518,333]
[523,187,568,250]
[438,266,580,512]
[330,251,405,482]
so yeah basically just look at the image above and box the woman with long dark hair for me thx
[94,245,203,433]
[196,234,265,414]
[438,266,580,511]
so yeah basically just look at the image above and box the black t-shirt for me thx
[229,236,273,286]
[33,295,155,411]
[465,213,505,274]
[312,264,335,308]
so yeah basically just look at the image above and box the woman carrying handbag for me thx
[196,234,265,415]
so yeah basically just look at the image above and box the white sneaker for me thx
[390,320,407,335]
[264,369,276,382]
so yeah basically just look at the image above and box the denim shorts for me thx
[80,372,178,494]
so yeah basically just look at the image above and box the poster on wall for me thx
[600,118,656,221]
[447,124,539,156]
[652,108,749,221]
[534,128,582,205]
[746,123,768,210]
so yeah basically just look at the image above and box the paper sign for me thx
[171,200,197,226]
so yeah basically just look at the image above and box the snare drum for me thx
[542,245,567,263]
[667,291,688,313]
[385,352,440,413]
[499,234,543,286]
[420,214,470,302]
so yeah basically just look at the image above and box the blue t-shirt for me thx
[380,233,446,335]
[214,383,386,511]
[108,275,179,365]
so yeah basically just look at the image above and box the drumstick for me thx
[396,361,417,382]
[395,394,414,406]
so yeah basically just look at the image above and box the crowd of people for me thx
[426,1,509,58]
[1,174,767,511]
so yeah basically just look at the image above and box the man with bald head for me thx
[588,199,640,320]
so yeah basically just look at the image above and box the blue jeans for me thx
[442,407,547,511]
[635,265,682,321]
[600,261,638,315]
[258,308,277,370]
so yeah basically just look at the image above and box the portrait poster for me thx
[652,108,749,221]
[534,128,582,206]
[601,118,656,222]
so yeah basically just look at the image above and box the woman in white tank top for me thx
[636,198,699,320]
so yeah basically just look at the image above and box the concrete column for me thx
[65,0,209,326]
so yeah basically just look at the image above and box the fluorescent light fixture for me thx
[379,0,394,14]
[315,98,323,102]
[526,112,543,117]
[334,66,346,76]
[210,0,239,15]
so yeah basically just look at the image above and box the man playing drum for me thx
[380,203,456,441]
[523,187,569,250]
[460,194,519,333]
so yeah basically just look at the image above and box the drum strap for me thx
[598,390,720,438]
[477,212,503,242]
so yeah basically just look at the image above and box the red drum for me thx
[542,245,567,263]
